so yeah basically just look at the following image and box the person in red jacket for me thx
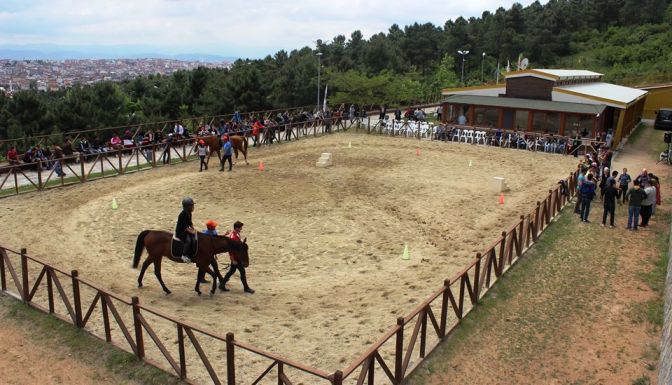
[219,221,254,293]
[6,146,20,165]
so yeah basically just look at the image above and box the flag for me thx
[323,84,328,112]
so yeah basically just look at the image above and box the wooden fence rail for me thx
[0,167,577,384]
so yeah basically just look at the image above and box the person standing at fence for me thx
[197,140,209,172]
[619,168,631,203]
[640,181,656,228]
[220,135,233,172]
[349,104,356,123]
[162,133,173,164]
[575,167,587,214]
[51,144,66,177]
[220,221,254,294]
[625,180,647,231]
[579,173,596,223]
[601,179,618,228]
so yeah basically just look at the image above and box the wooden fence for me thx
[0,169,577,384]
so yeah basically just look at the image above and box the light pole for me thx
[481,52,486,83]
[457,50,469,85]
[316,52,323,113]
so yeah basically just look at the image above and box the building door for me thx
[503,109,514,129]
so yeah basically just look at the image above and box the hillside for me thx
[1,0,671,140]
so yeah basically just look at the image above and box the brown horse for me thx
[132,230,249,295]
[199,135,249,165]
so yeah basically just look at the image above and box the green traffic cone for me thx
[112,198,118,210]
[401,243,410,260]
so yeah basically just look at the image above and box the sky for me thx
[0,0,546,59]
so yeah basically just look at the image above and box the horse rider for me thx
[175,197,197,263]
[220,221,254,294]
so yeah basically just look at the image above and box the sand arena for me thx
[0,132,577,383]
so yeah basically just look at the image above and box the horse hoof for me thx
[138,283,143,288]
[197,291,201,296]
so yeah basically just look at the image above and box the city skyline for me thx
[1,0,545,59]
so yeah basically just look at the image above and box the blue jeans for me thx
[628,206,641,229]
[53,160,65,177]
[580,198,592,221]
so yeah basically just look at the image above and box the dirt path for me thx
[408,124,668,385]
[0,293,181,385]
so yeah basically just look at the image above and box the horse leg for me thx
[154,259,171,294]
[194,268,204,295]
[138,258,152,288]
[203,266,218,295]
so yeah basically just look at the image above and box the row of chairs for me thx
[443,128,568,154]
[382,121,433,138]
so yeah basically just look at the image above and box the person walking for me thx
[625,180,647,231]
[579,173,597,223]
[601,179,618,228]
[640,181,657,227]
[219,135,233,172]
[220,221,254,294]
[619,168,631,204]
[197,140,209,172]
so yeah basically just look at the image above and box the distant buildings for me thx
[0,58,231,92]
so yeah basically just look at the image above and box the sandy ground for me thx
[0,294,140,385]
[0,132,576,383]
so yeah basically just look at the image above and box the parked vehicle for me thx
[654,108,672,130]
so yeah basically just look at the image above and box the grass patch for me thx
[1,295,181,385]
[632,376,651,385]
[627,123,647,145]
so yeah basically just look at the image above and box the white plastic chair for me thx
[474,131,486,145]
[452,128,461,142]
[465,130,475,143]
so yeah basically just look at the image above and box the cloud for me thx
[0,0,546,57]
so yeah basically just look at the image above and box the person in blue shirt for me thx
[619,168,632,203]
[202,220,219,236]
[220,135,233,172]
[579,173,597,223]
[574,167,587,214]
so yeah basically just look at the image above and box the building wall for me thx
[641,85,672,119]
[505,77,554,100]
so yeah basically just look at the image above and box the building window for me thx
[566,114,594,137]
[474,106,499,127]
[515,110,528,130]
[532,111,560,133]
[546,112,560,133]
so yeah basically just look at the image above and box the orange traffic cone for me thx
[416,148,420,156]
[258,161,265,171]
[499,194,505,205]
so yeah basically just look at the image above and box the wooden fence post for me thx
[131,296,144,359]
[71,270,83,328]
[518,215,525,256]
[36,162,43,190]
[177,325,187,380]
[474,253,482,300]
[332,370,343,385]
[394,317,404,382]
[226,332,235,385]
[20,248,28,302]
[79,154,86,182]
[498,232,507,276]
[440,279,449,337]
[533,201,541,241]
[0,248,6,291]
[118,150,123,174]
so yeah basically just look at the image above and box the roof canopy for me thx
[505,69,603,82]
[555,82,648,108]
[442,94,606,115]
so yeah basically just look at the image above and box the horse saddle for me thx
[171,235,198,261]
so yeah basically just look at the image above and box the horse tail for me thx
[243,134,249,153]
[133,230,150,268]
